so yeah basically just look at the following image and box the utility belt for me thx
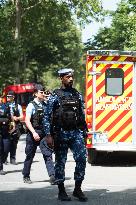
[53,124,80,132]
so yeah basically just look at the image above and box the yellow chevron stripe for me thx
[87,85,92,95]
[125,136,132,143]
[96,94,132,122]
[97,110,131,134]
[87,99,92,108]
[86,77,92,92]
[96,63,106,69]
[105,56,115,61]
[96,63,119,71]
[109,111,132,137]
[96,86,105,99]
[87,61,92,71]
[96,74,105,88]
[124,71,133,82]
[118,56,128,61]
[123,84,132,97]
[87,75,92,83]
[96,62,132,72]
[112,123,132,142]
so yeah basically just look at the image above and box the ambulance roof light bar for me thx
[87,50,136,56]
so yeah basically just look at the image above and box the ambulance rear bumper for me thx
[92,143,136,152]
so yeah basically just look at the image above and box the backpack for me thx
[53,88,81,131]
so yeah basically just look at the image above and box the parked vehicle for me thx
[3,83,35,120]
[85,50,136,164]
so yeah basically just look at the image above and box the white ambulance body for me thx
[85,50,136,163]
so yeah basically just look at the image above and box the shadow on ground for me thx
[16,160,39,165]
[6,169,23,174]
[0,185,136,205]
[91,152,136,167]
[33,177,71,184]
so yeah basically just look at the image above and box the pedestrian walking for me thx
[43,68,88,201]
[22,84,55,184]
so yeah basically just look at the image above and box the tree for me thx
[85,0,136,51]
[0,0,103,92]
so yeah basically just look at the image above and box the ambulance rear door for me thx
[91,59,136,150]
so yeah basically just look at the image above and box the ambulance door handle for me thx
[88,71,102,76]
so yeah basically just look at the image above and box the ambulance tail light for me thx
[87,122,91,129]
[87,108,92,115]
[86,133,92,148]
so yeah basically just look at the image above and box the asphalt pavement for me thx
[1,134,136,205]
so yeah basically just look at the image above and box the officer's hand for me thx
[33,132,40,141]
[13,116,19,121]
[46,135,54,149]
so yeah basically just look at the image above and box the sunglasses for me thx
[38,91,45,94]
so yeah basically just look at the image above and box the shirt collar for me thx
[34,98,42,106]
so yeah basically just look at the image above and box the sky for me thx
[82,0,121,42]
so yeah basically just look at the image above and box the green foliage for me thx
[85,0,136,51]
[0,0,102,93]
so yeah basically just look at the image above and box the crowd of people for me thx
[0,68,88,202]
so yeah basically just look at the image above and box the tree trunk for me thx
[14,0,21,84]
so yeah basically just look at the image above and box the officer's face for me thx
[35,90,45,101]
[6,95,14,102]
[61,74,74,88]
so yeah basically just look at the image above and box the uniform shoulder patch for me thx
[52,89,62,97]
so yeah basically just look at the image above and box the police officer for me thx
[40,89,55,185]
[22,84,55,184]
[0,94,11,174]
[43,68,88,201]
[6,90,23,165]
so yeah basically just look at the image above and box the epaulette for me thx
[52,89,62,97]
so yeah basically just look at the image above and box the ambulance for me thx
[85,50,136,164]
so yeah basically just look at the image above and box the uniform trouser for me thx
[0,133,10,170]
[9,132,19,161]
[22,132,55,178]
[54,132,87,184]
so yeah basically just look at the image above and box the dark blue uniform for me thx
[0,103,11,171]
[43,88,87,184]
[22,99,55,178]
[8,102,23,163]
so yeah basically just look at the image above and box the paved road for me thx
[1,135,136,205]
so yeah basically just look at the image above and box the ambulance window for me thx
[105,68,124,96]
